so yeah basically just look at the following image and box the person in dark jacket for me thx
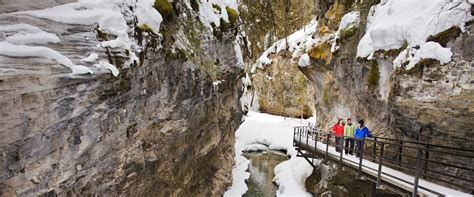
[354,120,372,157]
[332,118,345,152]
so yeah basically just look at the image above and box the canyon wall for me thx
[239,0,317,118]
[0,1,243,196]
[243,0,473,193]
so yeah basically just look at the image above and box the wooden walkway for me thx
[293,126,474,197]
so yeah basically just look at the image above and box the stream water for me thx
[242,151,288,197]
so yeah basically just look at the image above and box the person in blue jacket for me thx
[354,120,372,157]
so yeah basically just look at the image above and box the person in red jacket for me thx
[332,118,345,152]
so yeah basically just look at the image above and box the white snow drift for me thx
[252,19,319,72]
[357,0,472,69]
[195,0,239,29]
[0,0,167,76]
[0,41,93,75]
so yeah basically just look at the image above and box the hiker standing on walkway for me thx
[344,118,356,155]
[332,118,345,152]
[354,120,372,157]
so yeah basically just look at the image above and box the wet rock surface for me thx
[0,1,243,196]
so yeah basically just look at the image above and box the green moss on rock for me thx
[309,42,332,65]
[339,26,357,40]
[226,7,239,26]
[427,26,462,47]
[376,41,408,58]
[395,58,435,78]
[154,0,173,18]
[137,24,153,33]
[201,60,220,80]
[190,0,199,11]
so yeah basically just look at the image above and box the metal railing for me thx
[293,126,474,196]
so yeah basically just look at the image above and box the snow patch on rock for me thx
[0,41,93,75]
[197,0,239,29]
[357,0,472,68]
[252,19,318,72]
[332,11,360,52]
[273,157,313,197]
[136,0,163,34]
[0,23,60,45]
[94,61,119,77]
[298,53,311,68]
[17,0,158,71]
[338,11,360,32]
[393,42,453,69]
[81,53,99,63]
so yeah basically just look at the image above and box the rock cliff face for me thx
[298,0,474,151]
[243,0,473,193]
[239,0,316,118]
[0,1,243,196]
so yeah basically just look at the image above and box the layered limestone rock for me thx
[0,1,243,196]
[239,0,317,118]
[251,52,315,118]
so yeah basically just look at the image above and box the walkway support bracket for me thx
[413,149,422,197]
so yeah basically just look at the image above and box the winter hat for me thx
[358,120,364,125]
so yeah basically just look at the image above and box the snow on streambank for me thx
[357,0,473,69]
[224,112,316,197]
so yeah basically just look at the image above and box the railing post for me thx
[326,133,330,160]
[358,139,364,178]
[373,137,377,162]
[339,137,344,168]
[299,127,302,145]
[306,127,309,148]
[376,142,385,188]
[424,145,429,179]
[314,129,318,156]
[293,127,296,146]
[398,141,403,166]
[413,149,423,197]
[315,129,318,148]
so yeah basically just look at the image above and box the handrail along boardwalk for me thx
[293,126,474,197]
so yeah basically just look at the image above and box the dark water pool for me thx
[242,151,288,197]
